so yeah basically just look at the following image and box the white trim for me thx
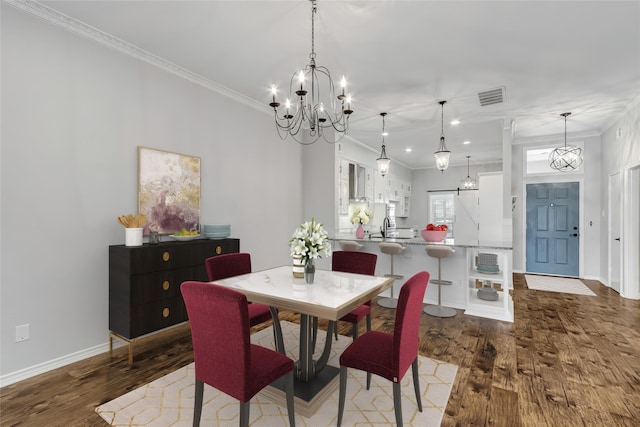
[4,0,269,115]
[513,131,599,146]
[599,90,640,135]
[607,172,622,293]
[622,163,640,299]
[0,342,110,388]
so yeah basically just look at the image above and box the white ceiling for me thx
[40,0,640,169]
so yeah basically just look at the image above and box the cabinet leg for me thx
[109,331,134,367]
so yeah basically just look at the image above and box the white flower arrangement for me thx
[350,208,372,225]
[289,217,332,265]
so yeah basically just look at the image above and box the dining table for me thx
[212,265,394,416]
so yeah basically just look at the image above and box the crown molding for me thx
[512,129,600,146]
[599,89,640,135]
[5,0,271,115]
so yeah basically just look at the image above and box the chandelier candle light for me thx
[549,112,583,172]
[269,0,353,145]
[434,100,451,172]
[376,112,391,177]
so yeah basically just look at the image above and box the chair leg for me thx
[337,366,348,427]
[239,400,250,427]
[334,322,339,341]
[351,322,359,341]
[412,358,422,412]
[193,379,204,427]
[392,381,403,427]
[366,372,372,390]
[366,313,371,333]
[284,371,296,427]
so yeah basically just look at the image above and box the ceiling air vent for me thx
[478,87,505,107]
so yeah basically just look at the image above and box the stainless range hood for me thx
[348,163,367,201]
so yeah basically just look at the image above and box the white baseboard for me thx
[0,342,109,388]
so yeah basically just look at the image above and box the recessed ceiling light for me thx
[463,140,471,145]
[405,147,412,152]
[382,132,389,136]
[450,120,460,126]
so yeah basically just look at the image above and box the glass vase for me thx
[304,259,315,284]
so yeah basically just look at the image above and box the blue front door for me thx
[526,182,580,277]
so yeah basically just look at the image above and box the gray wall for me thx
[1,6,306,379]
[599,100,640,287]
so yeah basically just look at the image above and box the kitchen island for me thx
[330,234,514,322]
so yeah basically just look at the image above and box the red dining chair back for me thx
[337,271,429,427]
[205,253,273,328]
[332,251,378,340]
[181,281,295,427]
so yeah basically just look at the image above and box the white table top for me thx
[213,265,394,321]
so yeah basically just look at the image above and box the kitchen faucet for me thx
[382,216,391,238]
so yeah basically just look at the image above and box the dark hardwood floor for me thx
[1,273,639,426]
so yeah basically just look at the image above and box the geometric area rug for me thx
[525,274,597,296]
[96,321,458,426]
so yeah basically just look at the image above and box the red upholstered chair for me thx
[337,271,430,427]
[332,250,378,340]
[205,253,273,328]
[181,281,295,427]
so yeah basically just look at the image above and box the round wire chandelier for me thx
[549,112,583,172]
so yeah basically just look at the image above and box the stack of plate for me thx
[477,253,499,274]
[203,224,231,239]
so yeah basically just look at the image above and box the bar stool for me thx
[423,245,457,318]
[339,240,364,251]
[377,242,405,309]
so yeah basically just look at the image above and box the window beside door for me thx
[524,145,584,176]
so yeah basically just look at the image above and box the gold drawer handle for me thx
[162,251,170,262]
[162,308,170,318]
[216,246,222,255]
[162,281,170,291]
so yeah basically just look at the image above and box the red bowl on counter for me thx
[421,229,447,242]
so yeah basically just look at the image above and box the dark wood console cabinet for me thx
[108,238,239,364]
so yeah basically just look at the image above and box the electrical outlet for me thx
[15,324,30,342]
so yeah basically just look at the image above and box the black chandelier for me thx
[269,0,353,145]
[460,155,477,189]
[549,112,583,171]
[434,100,451,172]
[376,113,391,177]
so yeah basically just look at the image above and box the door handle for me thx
[615,237,621,241]
[571,233,579,237]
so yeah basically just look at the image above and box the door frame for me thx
[521,176,584,278]
[608,172,622,292]
[622,162,640,299]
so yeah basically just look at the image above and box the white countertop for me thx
[331,234,512,250]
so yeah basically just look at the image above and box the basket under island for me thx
[328,235,514,322]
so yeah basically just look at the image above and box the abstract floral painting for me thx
[138,146,200,235]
